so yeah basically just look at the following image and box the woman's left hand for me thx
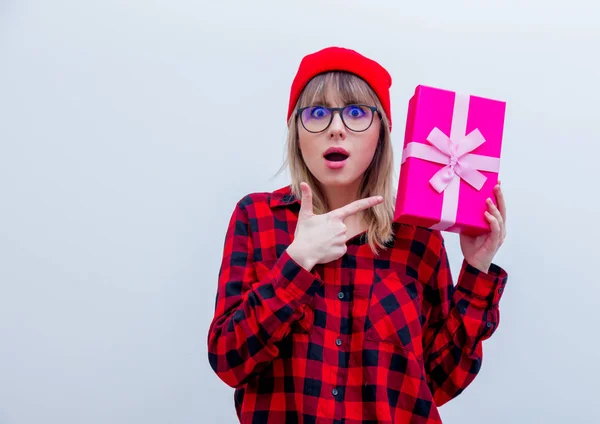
[459,182,507,273]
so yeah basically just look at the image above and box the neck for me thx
[319,180,369,236]
[320,180,362,212]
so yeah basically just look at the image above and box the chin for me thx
[316,171,361,188]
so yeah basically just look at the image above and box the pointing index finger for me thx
[332,196,384,220]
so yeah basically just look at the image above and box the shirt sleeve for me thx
[421,231,508,406]
[207,197,323,388]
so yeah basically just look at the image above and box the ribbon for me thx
[401,93,500,231]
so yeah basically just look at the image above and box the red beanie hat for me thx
[287,46,393,131]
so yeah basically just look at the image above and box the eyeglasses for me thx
[296,104,380,133]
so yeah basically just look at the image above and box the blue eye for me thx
[310,107,328,119]
[344,105,367,119]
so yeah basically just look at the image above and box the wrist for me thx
[467,259,491,274]
[287,242,316,271]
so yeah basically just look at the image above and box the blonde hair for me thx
[273,71,397,255]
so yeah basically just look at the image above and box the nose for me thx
[327,111,346,139]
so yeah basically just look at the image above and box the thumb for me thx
[298,182,313,218]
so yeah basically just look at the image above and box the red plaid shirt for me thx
[208,185,508,423]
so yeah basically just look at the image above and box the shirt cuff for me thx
[270,250,323,306]
[456,259,508,308]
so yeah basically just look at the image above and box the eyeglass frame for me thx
[296,104,381,133]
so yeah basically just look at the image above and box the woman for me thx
[208,46,508,423]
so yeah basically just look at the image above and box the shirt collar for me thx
[269,185,300,208]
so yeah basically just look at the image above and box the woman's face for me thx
[297,86,381,192]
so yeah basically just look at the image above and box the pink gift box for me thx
[394,85,506,237]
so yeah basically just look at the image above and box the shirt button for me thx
[338,292,344,299]
[487,322,493,328]
[335,338,342,346]
[332,388,339,396]
[498,287,504,294]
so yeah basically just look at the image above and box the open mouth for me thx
[324,152,349,162]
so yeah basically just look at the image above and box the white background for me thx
[1,1,599,423]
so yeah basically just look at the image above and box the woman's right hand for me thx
[287,182,384,270]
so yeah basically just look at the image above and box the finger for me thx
[332,195,384,221]
[494,183,507,240]
[494,184,507,223]
[487,199,506,241]
[484,211,501,247]
[298,182,313,217]
[486,197,504,229]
